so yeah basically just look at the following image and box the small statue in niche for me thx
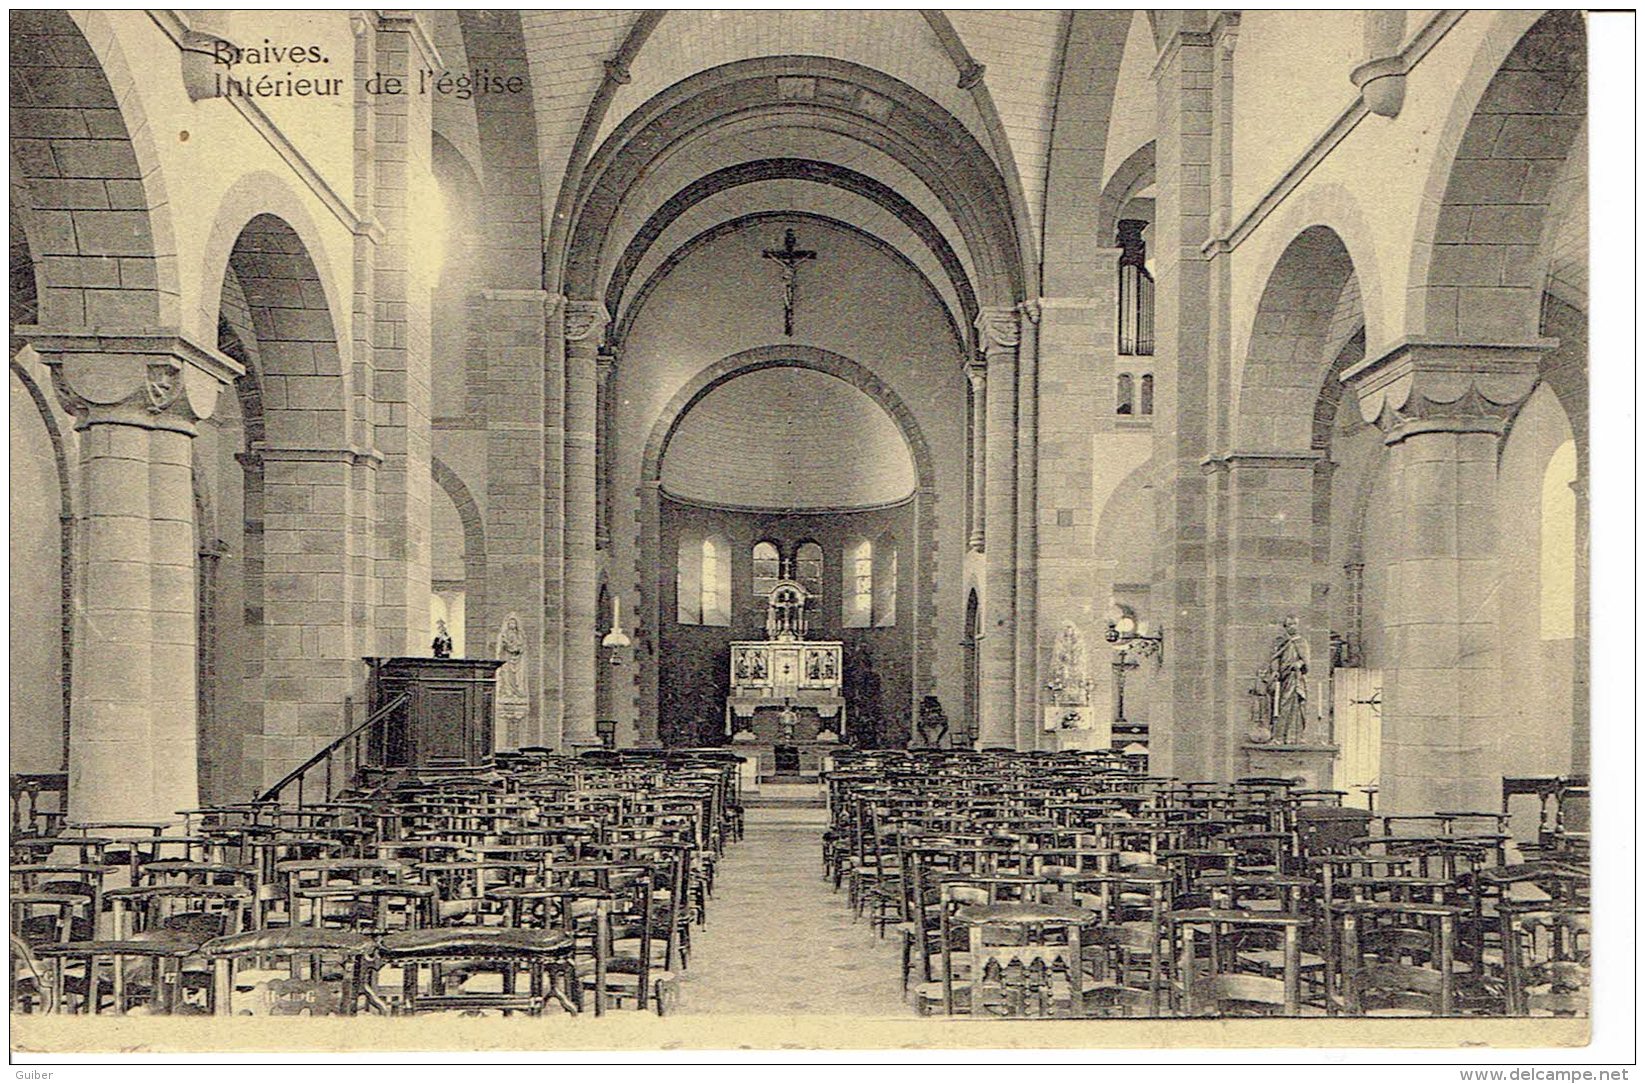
[431,619,453,659]
[1256,614,1311,744]
[913,695,949,749]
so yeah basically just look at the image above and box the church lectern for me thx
[366,657,503,768]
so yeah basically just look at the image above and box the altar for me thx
[724,576,846,779]
[724,640,846,742]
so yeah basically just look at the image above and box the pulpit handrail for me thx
[258,693,409,807]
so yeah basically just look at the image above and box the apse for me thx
[655,363,921,751]
[660,366,917,511]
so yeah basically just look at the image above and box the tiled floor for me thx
[677,812,911,1016]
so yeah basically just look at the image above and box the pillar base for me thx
[1239,742,1339,791]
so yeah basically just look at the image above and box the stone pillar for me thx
[562,301,608,746]
[27,329,241,824]
[480,288,548,748]
[967,360,987,552]
[636,477,664,747]
[1033,296,1107,754]
[1148,14,1216,780]
[595,346,617,552]
[369,11,438,657]
[977,306,1019,748]
[1015,302,1042,749]
[1204,451,1330,777]
[1344,339,1545,814]
[1569,472,1589,771]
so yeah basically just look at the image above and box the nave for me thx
[10,748,1588,1021]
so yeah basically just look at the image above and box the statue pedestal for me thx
[1239,743,1339,791]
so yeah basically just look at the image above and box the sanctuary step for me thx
[742,781,826,810]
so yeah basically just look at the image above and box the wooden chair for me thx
[1169,909,1311,1016]
[34,937,206,1015]
[955,901,1099,1019]
[375,927,578,1016]
[1337,900,1464,1016]
[203,928,379,1016]
[1500,899,1589,1016]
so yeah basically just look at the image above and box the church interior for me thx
[9,10,1592,1025]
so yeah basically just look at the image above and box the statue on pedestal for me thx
[913,696,949,749]
[431,620,453,659]
[493,612,529,746]
[1253,614,1311,744]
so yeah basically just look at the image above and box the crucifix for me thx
[761,228,816,337]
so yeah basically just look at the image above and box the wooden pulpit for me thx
[366,657,503,768]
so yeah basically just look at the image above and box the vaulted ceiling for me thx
[509,10,1080,347]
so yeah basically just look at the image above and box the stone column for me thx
[1148,14,1215,780]
[27,329,242,824]
[595,346,617,553]
[1569,472,1589,771]
[977,306,1019,748]
[369,11,438,657]
[562,301,608,746]
[1344,339,1545,814]
[1014,301,1042,748]
[480,288,548,748]
[1204,450,1329,777]
[967,360,987,552]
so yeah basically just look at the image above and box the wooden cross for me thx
[761,228,816,337]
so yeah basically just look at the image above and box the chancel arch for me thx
[639,347,938,750]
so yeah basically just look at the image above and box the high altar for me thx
[725,578,845,776]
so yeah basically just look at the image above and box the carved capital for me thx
[563,300,610,347]
[974,306,1020,355]
[1342,337,1550,444]
[966,358,988,392]
[20,327,244,435]
[596,345,619,379]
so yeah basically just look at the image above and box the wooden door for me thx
[1332,668,1383,809]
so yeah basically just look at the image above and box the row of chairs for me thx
[823,750,1590,1019]
[10,749,744,1017]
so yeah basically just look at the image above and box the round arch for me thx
[11,9,178,328]
[1406,10,1585,342]
[431,455,489,650]
[613,209,967,353]
[197,171,348,353]
[1233,225,1366,453]
[9,356,75,769]
[1095,141,1155,244]
[564,56,1023,314]
[636,345,939,745]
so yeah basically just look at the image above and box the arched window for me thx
[677,533,702,624]
[677,531,731,626]
[1540,440,1576,640]
[701,534,731,627]
[873,535,898,628]
[752,540,780,597]
[843,537,873,628]
[1116,372,1135,416]
[796,541,824,601]
[1139,373,1154,416]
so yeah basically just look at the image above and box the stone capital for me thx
[596,345,620,378]
[563,300,610,348]
[1341,337,1552,443]
[19,327,244,435]
[974,306,1020,355]
[966,358,988,390]
[376,11,442,69]
[1200,449,1327,475]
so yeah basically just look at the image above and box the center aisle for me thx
[677,804,910,1016]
